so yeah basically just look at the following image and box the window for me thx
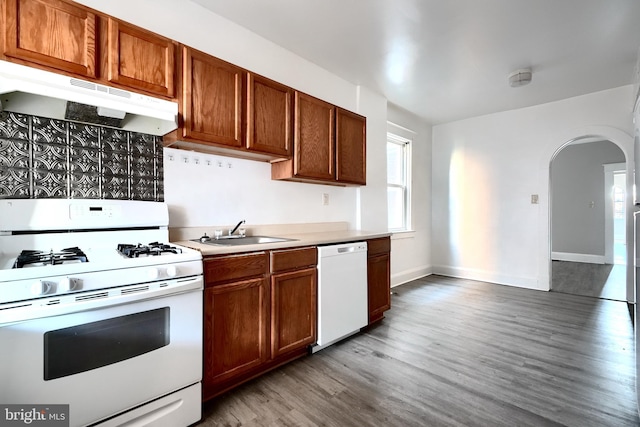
[387,133,411,231]
[613,186,625,219]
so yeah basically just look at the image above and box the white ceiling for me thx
[190,0,640,125]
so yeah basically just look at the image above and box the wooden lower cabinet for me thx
[367,237,391,324]
[270,249,317,357]
[203,277,269,387]
[202,252,269,401]
[203,247,317,401]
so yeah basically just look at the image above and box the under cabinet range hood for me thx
[0,60,178,135]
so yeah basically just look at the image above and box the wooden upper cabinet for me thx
[272,92,367,186]
[272,92,335,182]
[3,0,97,77]
[336,108,366,185]
[295,92,335,180]
[104,18,176,98]
[177,46,244,147]
[246,73,292,158]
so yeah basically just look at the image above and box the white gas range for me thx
[0,199,203,427]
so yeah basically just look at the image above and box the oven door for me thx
[0,276,203,427]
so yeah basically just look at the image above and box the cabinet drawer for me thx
[204,252,268,286]
[270,247,317,273]
[367,237,390,257]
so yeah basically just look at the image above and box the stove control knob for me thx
[31,280,52,296]
[59,277,79,292]
[147,268,160,280]
[166,265,178,277]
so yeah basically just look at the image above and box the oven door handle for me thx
[0,276,203,326]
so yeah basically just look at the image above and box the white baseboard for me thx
[551,252,605,264]
[431,265,546,291]
[391,266,432,287]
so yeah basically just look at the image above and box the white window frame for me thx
[387,132,411,232]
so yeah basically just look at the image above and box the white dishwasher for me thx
[312,241,368,353]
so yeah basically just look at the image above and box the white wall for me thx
[76,0,388,232]
[432,86,634,291]
[386,104,433,286]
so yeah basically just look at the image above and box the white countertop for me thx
[174,229,391,256]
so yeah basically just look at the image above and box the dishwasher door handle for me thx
[338,246,356,254]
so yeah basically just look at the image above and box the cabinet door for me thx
[271,267,317,357]
[181,47,244,147]
[3,0,97,77]
[203,277,269,388]
[367,253,390,324]
[105,18,175,98]
[293,92,335,181]
[247,73,292,158]
[336,108,366,185]
[368,237,391,325]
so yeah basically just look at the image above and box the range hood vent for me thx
[0,60,178,136]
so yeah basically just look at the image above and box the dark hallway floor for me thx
[551,261,626,301]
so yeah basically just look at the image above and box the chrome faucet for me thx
[229,219,245,236]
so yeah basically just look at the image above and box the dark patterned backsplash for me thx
[0,112,163,201]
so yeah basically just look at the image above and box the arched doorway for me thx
[539,126,633,301]
[549,138,626,300]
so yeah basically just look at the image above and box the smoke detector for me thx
[508,68,532,87]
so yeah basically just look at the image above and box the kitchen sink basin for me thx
[194,235,298,246]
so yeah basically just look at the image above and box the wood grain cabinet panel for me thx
[203,253,269,401]
[203,277,269,391]
[272,92,335,182]
[204,252,268,285]
[203,247,317,401]
[336,107,366,185]
[272,92,367,186]
[105,18,176,98]
[3,0,97,77]
[176,46,245,147]
[247,73,292,158]
[271,267,317,357]
[294,92,335,180]
[367,237,391,324]
[270,246,317,273]
[270,247,317,357]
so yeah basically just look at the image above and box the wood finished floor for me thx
[197,275,638,427]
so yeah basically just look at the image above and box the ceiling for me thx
[190,0,640,125]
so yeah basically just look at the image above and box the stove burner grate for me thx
[13,247,89,269]
[117,242,183,258]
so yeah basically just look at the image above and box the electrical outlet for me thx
[322,193,329,206]
[531,194,538,204]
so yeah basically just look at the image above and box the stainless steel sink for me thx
[193,235,297,246]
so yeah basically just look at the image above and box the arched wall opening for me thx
[540,126,634,300]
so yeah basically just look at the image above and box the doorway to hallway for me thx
[550,141,627,302]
